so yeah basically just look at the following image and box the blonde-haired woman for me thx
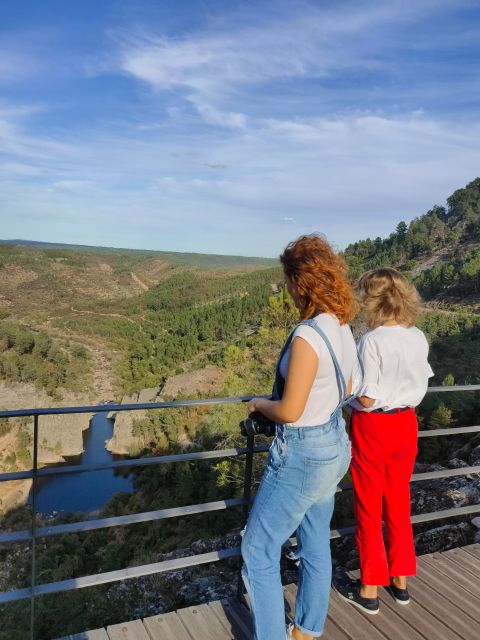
[337,268,433,614]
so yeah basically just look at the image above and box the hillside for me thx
[0,242,280,397]
[1,180,480,638]
[343,177,480,306]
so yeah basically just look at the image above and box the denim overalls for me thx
[241,319,357,639]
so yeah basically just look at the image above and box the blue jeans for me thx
[241,410,351,639]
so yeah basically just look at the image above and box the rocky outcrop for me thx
[0,382,93,465]
[106,366,226,454]
[106,388,161,455]
[0,382,94,514]
[160,365,225,398]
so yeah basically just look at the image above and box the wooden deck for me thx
[60,543,480,639]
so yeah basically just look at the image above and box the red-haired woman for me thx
[241,234,362,640]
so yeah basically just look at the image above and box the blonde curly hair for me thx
[357,267,421,329]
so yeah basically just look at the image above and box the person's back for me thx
[336,268,433,616]
[279,312,358,425]
[350,324,432,412]
[240,234,360,640]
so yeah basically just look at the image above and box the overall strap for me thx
[302,319,346,406]
[271,327,296,401]
[272,319,349,406]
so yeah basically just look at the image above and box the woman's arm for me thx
[351,335,381,410]
[356,395,376,408]
[248,336,318,423]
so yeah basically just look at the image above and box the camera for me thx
[240,411,276,437]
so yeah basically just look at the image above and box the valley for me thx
[0,178,480,638]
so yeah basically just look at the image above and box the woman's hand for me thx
[247,398,261,415]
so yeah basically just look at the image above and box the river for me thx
[31,412,134,515]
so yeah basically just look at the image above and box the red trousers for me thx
[350,408,418,586]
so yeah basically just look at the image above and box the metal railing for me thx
[0,386,480,639]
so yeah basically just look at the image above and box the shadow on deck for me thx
[59,543,480,640]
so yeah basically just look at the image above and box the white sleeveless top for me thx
[278,313,360,426]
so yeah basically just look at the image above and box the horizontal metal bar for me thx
[418,425,480,437]
[0,445,270,483]
[411,465,480,482]
[3,464,476,545]
[0,384,478,419]
[0,547,243,604]
[0,498,247,545]
[337,463,480,493]
[2,502,479,604]
[0,395,263,419]
[426,384,480,393]
[3,424,478,485]
[411,503,480,523]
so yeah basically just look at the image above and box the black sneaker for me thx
[388,583,410,605]
[333,576,380,615]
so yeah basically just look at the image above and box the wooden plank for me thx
[442,547,480,577]
[58,631,109,640]
[143,611,193,640]
[416,563,480,623]
[345,571,425,640]
[177,603,231,640]
[223,599,252,635]
[421,554,480,598]
[406,575,478,640]
[283,584,350,640]
[377,584,465,640]
[462,543,480,561]
[106,620,150,640]
[328,590,387,640]
[208,599,251,639]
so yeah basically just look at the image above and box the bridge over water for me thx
[1,385,479,639]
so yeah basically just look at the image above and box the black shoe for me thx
[388,583,410,605]
[333,576,380,615]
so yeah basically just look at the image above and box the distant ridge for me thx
[0,238,277,269]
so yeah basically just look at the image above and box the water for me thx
[31,412,134,515]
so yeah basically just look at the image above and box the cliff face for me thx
[0,382,95,514]
[106,388,161,454]
[106,365,226,454]
[0,382,93,465]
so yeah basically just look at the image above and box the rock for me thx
[414,523,472,555]
[447,458,469,469]
[471,516,480,529]
[469,445,480,466]
[106,389,162,454]
[0,382,94,465]
[160,365,226,399]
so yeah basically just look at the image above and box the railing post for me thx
[237,432,255,602]
[30,415,39,640]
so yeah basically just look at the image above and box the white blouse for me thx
[350,325,434,412]
[279,313,360,426]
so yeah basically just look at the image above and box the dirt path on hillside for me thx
[70,307,139,325]
[131,272,149,291]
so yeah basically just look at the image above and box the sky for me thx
[1,0,479,257]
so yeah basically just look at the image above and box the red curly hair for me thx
[280,234,359,324]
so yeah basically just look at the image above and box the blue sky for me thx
[1,0,479,257]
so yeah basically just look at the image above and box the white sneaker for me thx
[286,623,294,639]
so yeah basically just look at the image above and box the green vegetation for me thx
[0,322,91,398]
[343,177,480,284]
[1,178,480,637]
